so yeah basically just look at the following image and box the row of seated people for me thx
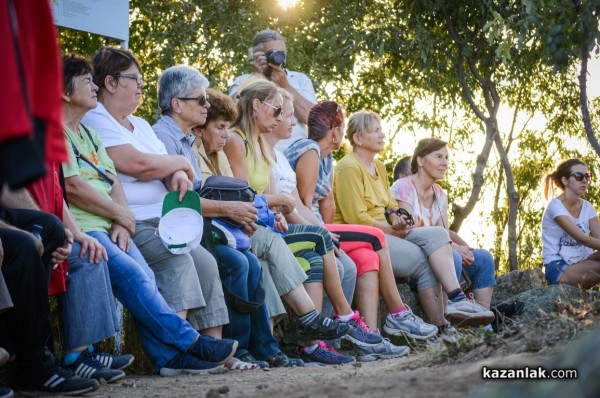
[0,46,496,396]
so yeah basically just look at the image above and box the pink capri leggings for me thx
[324,224,387,277]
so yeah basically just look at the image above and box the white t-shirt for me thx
[542,198,596,264]
[390,177,448,227]
[229,71,317,151]
[82,103,168,220]
[272,149,297,195]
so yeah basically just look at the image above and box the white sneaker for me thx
[355,337,410,362]
[383,306,438,340]
[445,296,495,327]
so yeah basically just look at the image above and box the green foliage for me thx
[57,0,599,274]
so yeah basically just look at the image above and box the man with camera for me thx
[229,29,317,151]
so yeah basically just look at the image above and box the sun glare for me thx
[277,0,298,10]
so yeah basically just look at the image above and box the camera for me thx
[265,50,286,68]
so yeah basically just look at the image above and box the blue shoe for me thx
[188,335,238,365]
[19,359,99,397]
[299,341,356,365]
[337,311,383,347]
[0,387,13,398]
[91,346,135,370]
[159,352,226,377]
[63,350,126,383]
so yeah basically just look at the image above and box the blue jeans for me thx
[61,242,118,350]
[89,231,199,372]
[453,249,497,290]
[215,244,279,359]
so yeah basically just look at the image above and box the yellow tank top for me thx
[230,128,270,194]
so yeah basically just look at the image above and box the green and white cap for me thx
[158,190,203,255]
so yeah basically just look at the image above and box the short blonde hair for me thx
[346,110,381,147]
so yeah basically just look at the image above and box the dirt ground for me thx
[78,308,595,398]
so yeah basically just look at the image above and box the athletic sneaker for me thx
[63,350,125,383]
[299,341,356,365]
[159,352,226,377]
[355,338,410,362]
[296,313,350,342]
[187,335,238,365]
[439,324,462,344]
[383,306,438,340]
[91,346,134,370]
[444,296,495,327]
[19,359,99,397]
[336,311,383,347]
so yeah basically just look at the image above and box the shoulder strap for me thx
[230,128,249,155]
[80,124,99,152]
[66,126,114,186]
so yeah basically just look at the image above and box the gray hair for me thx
[251,29,286,53]
[157,65,208,115]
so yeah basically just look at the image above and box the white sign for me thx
[52,0,129,41]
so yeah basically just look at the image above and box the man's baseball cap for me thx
[158,190,203,255]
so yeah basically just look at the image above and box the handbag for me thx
[198,175,257,227]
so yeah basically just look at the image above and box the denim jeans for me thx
[89,231,199,372]
[61,242,118,350]
[453,249,497,290]
[215,244,279,359]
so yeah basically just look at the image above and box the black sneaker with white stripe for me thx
[19,360,99,397]
[91,346,134,370]
[63,350,125,383]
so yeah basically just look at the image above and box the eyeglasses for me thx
[261,101,283,118]
[569,172,592,182]
[177,94,210,106]
[113,73,143,85]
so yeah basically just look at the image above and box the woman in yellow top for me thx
[223,79,362,365]
[333,110,494,333]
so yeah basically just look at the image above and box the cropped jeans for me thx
[453,249,497,290]
[215,244,280,359]
[88,231,199,372]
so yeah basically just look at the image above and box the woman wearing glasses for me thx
[153,67,302,369]
[82,47,240,373]
[542,159,600,288]
[224,78,356,365]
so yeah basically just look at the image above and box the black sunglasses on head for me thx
[569,172,592,182]
[177,93,210,106]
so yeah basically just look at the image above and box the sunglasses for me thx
[113,73,143,85]
[177,93,210,106]
[261,101,283,118]
[569,172,592,182]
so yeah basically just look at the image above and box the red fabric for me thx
[0,0,67,163]
[28,161,68,296]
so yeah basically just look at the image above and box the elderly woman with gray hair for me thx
[153,65,303,369]
[82,47,238,374]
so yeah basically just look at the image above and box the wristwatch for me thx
[384,208,397,224]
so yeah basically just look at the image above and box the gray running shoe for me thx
[445,296,495,327]
[383,306,438,340]
[355,338,410,362]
